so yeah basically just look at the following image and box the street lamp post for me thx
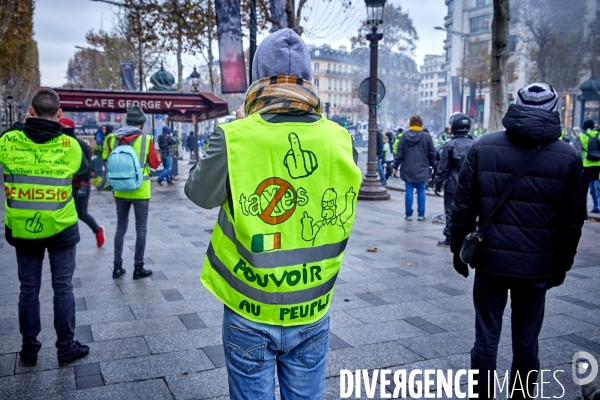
[189,67,201,164]
[358,0,390,201]
[435,26,469,113]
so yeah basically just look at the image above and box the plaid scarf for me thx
[244,76,321,116]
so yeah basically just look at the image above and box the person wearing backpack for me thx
[108,106,160,279]
[578,120,600,213]
[157,126,176,186]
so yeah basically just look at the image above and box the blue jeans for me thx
[404,181,426,217]
[157,155,173,184]
[114,198,149,267]
[223,306,329,400]
[377,157,386,182]
[590,180,600,212]
[16,245,77,358]
[471,273,546,399]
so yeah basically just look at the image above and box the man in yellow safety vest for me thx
[0,89,90,367]
[185,29,362,399]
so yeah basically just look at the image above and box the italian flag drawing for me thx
[251,233,281,253]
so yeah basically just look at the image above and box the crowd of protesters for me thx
[1,29,599,400]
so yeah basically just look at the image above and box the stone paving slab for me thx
[48,378,174,400]
[164,367,230,399]
[92,315,187,341]
[101,349,213,384]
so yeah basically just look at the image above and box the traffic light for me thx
[324,102,330,115]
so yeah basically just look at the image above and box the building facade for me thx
[442,0,599,128]
[419,54,448,128]
[308,45,420,128]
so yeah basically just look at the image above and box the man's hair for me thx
[409,115,423,127]
[31,89,61,119]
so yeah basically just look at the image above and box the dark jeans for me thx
[114,198,149,267]
[443,191,453,239]
[471,273,547,399]
[73,186,101,234]
[157,155,173,184]
[16,245,77,358]
[384,160,393,180]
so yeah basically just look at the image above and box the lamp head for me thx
[364,0,386,26]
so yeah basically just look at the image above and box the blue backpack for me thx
[106,134,147,192]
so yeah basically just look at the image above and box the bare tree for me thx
[517,0,587,91]
[489,0,510,132]
[589,14,600,79]
[256,0,352,36]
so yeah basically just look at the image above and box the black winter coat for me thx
[393,128,436,183]
[376,131,383,158]
[434,134,474,194]
[450,105,587,282]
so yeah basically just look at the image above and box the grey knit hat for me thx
[252,28,312,83]
[126,106,147,126]
[516,83,559,112]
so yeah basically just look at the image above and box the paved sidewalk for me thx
[0,158,599,399]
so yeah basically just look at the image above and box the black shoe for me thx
[133,266,153,280]
[19,351,37,367]
[437,239,451,247]
[58,341,89,366]
[113,265,126,278]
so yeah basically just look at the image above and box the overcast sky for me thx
[34,0,446,88]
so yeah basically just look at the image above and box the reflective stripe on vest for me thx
[7,195,73,210]
[201,114,362,326]
[4,175,72,186]
[207,243,337,305]
[217,208,348,269]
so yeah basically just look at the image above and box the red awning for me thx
[52,88,229,121]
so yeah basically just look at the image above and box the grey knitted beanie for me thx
[126,106,147,126]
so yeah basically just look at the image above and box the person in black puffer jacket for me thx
[449,83,587,399]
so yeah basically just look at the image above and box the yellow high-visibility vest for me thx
[0,129,82,239]
[202,114,362,326]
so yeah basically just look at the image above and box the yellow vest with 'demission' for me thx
[0,129,82,239]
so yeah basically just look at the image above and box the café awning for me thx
[53,88,229,122]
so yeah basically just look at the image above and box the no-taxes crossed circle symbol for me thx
[255,177,297,225]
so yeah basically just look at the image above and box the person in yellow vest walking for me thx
[577,120,600,213]
[0,89,90,367]
[185,29,362,400]
[109,106,161,279]
[96,125,114,191]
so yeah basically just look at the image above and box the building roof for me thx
[309,46,418,74]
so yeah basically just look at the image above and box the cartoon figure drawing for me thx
[301,187,356,246]
[284,132,318,179]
